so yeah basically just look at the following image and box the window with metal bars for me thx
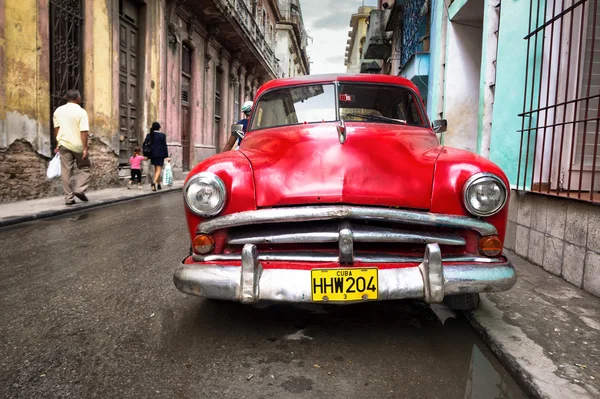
[181,45,192,106]
[517,0,600,202]
[49,0,84,149]
[234,80,240,121]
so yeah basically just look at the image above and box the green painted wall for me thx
[489,0,544,187]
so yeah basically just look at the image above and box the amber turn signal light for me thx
[479,235,502,257]
[194,234,215,254]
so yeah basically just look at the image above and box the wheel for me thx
[443,293,480,311]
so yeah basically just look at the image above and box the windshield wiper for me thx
[343,113,407,125]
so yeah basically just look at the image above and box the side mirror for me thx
[231,123,244,140]
[432,119,448,133]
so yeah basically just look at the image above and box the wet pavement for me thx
[0,192,527,398]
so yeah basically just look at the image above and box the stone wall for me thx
[505,190,600,298]
[87,137,120,190]
[0,140,61,203]
[0,137,119,203]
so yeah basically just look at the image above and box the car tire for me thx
[443,293,480,311]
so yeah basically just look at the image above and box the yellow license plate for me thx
[311,268,378,302]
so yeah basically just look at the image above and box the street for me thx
[0,192,525,398]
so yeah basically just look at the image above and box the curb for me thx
[465,310,543,399]
[0,186,183,229]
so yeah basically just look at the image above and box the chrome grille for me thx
[195,205,497,263]
[227,222,466,246]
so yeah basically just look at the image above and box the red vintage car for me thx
[174,74,516,310]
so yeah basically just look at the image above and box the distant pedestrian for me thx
[142,122,168,191]
[128,147,145,190]
[53,89,91,205]
[223,101,253,151]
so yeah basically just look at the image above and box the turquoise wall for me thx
[489,0,544,187]
[426,0,544,185]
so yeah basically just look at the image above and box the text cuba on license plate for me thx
[311,268,378,302]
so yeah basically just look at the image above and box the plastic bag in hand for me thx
[163,161,173,186]
[46,154,61,179]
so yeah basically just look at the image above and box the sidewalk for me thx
[468,250,600,399]
[0,181,184,228]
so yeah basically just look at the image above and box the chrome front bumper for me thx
[174,243,517,304]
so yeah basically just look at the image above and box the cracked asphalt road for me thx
[0,192,526,398]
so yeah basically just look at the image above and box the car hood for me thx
[240,123,441,210]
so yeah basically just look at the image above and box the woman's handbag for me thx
[142,134,152,157]
[46,154,61,179]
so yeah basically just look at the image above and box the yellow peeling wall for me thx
[0,0,164,202]
[2,0,51,155]
[84,0,116,147]
[0,0,163,156]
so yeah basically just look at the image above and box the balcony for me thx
[191,0,285,79]
[362,9,392,60]
[229,0,285,78]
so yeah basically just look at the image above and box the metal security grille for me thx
[400,0,427,68]
[517,0,600,202]
[49,0,84,149]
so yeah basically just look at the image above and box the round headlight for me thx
[463,173,507,217]
[184,172,227,217]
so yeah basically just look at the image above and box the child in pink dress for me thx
[128,147,145,189]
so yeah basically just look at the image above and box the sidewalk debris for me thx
[467,250,600,399]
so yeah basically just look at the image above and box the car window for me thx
[339,84,425,126]
[250,82,426,130]
[251,84,336,130]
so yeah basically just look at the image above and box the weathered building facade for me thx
[0,0,301,203]
[275,0,310,77]
[359,0,600,298]
[344,6,373,73]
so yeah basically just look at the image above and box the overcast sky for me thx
[302,0,378,74]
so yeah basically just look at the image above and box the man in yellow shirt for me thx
[53,89,91,205]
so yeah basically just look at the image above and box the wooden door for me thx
[118,0,139,164]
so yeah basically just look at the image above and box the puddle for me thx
[465,344,526,398]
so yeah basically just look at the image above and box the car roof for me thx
[256,73,421,98]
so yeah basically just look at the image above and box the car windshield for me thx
[251,84,337,130]
[250,83,426,130]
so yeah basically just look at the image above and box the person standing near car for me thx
[53,89,91,205]
[222,101,253,152]
[144,122,169,191]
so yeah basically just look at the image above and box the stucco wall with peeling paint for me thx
[0,0,165,203]
[2,0,51,157]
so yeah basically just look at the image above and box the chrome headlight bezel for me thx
[183,172,227,217]
[462,172,507,217]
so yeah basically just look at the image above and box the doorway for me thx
[49,0,84,149]
[118,0,141,164]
